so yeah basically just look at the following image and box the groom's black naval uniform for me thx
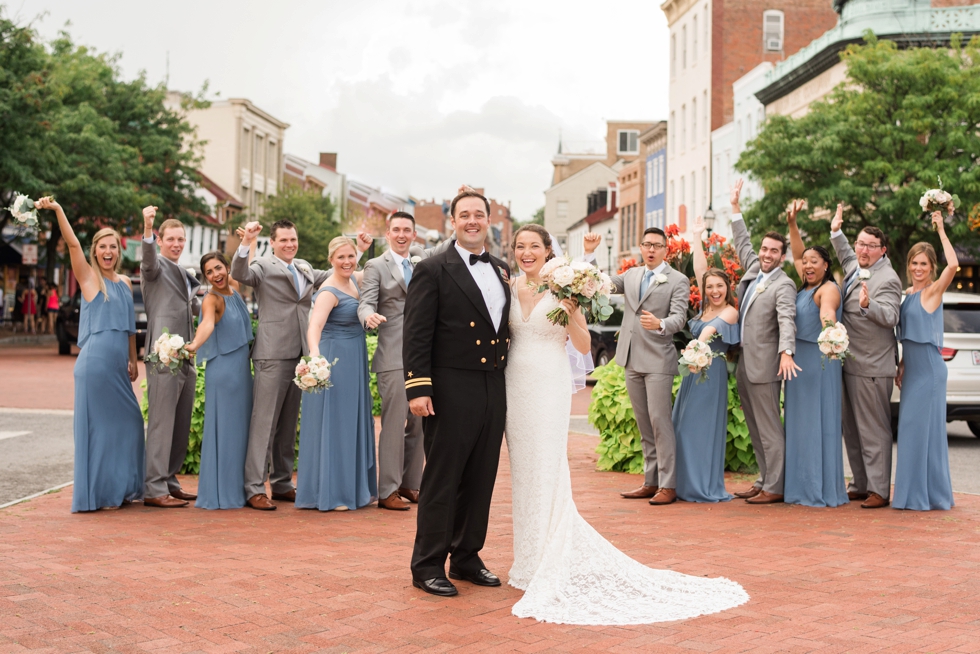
[403,241,511,592]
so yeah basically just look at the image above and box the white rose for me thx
[552,266,576,287]
[539,257,566,278]
[755,282,766,294]
[654,273,668,285]
[819,342,833,355]
[314,366,331,381]
[695,352,711,368]
[832,342,846,354]
[570,260,591,271]
[168,335,185,350]
[159,353,172,365]
[828,328,845,342]
[920,197,930,210]
[858,269,871,280]
[410,256,422,264]
[300,374,318,388]
[581,277,598,298]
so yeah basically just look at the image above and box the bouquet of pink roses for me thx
[920,177,959,230]
[294,355,337,393]
[677,336,723,383]
[536,257,615,327]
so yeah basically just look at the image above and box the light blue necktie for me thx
[843,268,861,296]
[402,259,412,286]
[287,263,301,295]
[639,269,655,300]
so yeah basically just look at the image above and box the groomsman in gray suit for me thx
[358,212,427,511]
[611,226,690,506]
[141,206,201,508]
[829,205,902,509]
[730,180,798,504]
[233,220,370,510]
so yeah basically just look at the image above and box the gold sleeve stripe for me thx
[405,379,433,388]
[405,377,432,384]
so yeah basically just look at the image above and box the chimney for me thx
[607,182,618,211]
[319,153,337,170]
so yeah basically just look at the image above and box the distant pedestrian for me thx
[36,197,144,513]
[20,283,37,334]
[45,282,59,335]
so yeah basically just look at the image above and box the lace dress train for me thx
[504,290,749,625]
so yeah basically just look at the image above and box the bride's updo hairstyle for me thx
[327,236,358,262]
[512,224,554,262]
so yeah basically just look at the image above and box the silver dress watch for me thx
[784,349,793,356]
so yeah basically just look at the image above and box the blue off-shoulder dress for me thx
[72,278,145,512]
[784,284,848,508]
[195,290,253,510]
[893,291,953,511]
[672,315,739,503]
[296,284,378,511]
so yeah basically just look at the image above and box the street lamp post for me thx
[605,227,614,275]
[704,207,716,252]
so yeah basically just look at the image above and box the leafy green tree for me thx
[516,206,544,227]
[259,185,340,270]
[737,33,980,282]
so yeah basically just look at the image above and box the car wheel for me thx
[596,349,610,368]
[968,421,980,438]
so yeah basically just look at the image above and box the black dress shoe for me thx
[448,568,501,587]
[412,577,458,597]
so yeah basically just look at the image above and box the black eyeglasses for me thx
[640,242,666,251]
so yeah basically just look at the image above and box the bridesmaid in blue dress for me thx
[893,210,957,511]
[184,252,253,509]
[783,202,848,508]
[37,198,144,513]
[673,215,740,503]
[296,236,378,511]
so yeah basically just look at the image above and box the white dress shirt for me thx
[455,242,506,332]
[389,250,412,285]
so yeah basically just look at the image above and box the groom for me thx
[403,190,511,597]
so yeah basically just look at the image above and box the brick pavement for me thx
[3,428,980,653]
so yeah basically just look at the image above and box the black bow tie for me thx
[469,251,491,265]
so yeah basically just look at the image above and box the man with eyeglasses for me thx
[829,205,902,509]
[612,227,690,505]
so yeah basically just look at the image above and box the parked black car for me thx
[56,277,148,355]
[589,295,624,367]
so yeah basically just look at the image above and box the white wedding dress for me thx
[504,288,749,625]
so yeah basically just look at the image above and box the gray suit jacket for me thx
[831,233,902,377]
[141,238,201,345]
[232,254,329,360]
[733,219,797,384]
[610,264,689,375]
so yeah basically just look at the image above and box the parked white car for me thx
[891,292,980,437]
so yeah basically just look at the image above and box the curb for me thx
[0,481,73,510]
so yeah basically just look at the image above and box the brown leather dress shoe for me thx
[734,486,762,499]
[378,492,410,511]
[169,488,197,501]
[621,485,658,499]
[272,489,297,502]
[861,492,889,509]
[745,491,784,504]
[398,488,420,504]
[649,488,677,505]
[246,494,277,511]
[847,490,869,501]
[144,495,189,508]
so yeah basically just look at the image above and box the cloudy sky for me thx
[23,0,670,219]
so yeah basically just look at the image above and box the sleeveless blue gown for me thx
[784,284,848,508]
[893,291,953,511]
[72,278,145,512]
[296,284,378,511]
[195,289,253,509]
[672,315,739,503]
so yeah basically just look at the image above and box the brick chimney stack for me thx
[319,153,337,170]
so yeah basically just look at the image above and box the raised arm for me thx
[691,215,708,300]
[140,206,162,282]
[232,222,264,287]
[730,179,759,273]
[35,198,98,302]
[786,199,806,280]
[306,290,338,358]
[924,209,959,309]
[828,204,857,276]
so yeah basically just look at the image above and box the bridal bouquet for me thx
[7,193,39,228]
[145,328,192,374]
[677,336,723,383]
[537,257,615,326]
[817,321,852,364]
[294,355,337,393]
[920,177,959,229]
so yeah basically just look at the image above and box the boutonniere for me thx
[653,273,668,286]
[497,265,509,282]
[858,269,872,281]
[410,256,422,265]
[298,264,311,275]
[755,281,767,294]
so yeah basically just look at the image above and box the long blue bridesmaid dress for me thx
[296,284,378,511]
[72,278,145,512]
[893,291,953,511]
[195,289,253,509]
[784,284,849,508]
[672,315,739,503]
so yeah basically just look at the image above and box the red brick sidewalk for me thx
[2,431,980,653]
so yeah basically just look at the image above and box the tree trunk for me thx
[45,220,61,283]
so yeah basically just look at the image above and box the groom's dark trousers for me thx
[402,243,511,582]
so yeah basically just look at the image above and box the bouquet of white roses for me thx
[7,193,39,228]
[817,321,852,363]
[145,328,191,374]
[677,336,723,383]
[537,257,615,326]
[919,177,959,230]
[294,355,337,393]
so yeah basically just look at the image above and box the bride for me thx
[505,224,749,625]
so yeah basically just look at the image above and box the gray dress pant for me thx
[624,369,677,489]
[735,364,785,495]
[376,370,424,499]
[244,358,301,499]
[145,364,195,498]
[842,372,895,499]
